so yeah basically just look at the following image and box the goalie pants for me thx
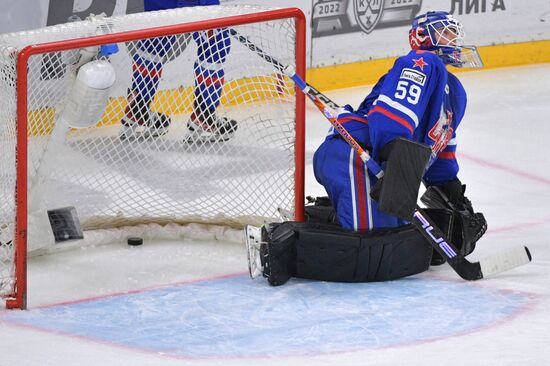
[313,136,408,230]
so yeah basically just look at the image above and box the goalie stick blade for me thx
[244,225,263,279]
[479,245,532,278]
[412,208,532,281]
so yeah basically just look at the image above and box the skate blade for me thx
[184,130,235,144]
[119,131,165,142]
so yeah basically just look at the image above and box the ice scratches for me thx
[2,276,531,358]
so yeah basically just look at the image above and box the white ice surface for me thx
[1,64,549,366]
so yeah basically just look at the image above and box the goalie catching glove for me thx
[421,179,488,265]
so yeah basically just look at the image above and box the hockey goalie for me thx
[244,11,524,286]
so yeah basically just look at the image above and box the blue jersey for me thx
[329,49,467,186]
[314,50,468,230]
[145,0,219,11]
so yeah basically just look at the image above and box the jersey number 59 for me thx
[395,80,421,105]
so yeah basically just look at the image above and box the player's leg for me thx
[120,35,174,140]
[187,28,237,142]
[313,138,360,229]
[314,138,404,230]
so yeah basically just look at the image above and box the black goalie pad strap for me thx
[304,202,339,225]
[376,138,431,221]
[295,229,361,282]
[263,222,301,286]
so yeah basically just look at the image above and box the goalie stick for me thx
[228,28,339,110]
[234,31,532,280]
[228,30,382,178]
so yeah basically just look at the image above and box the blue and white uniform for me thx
[313,50,467,230]
[130,0,229,117]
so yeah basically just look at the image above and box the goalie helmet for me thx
[409,11,483,68]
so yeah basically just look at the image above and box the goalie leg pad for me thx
[262,222,433,285]
[295,226,361,282]
[295,224,432,282]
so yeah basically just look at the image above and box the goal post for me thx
[0,6,306,309]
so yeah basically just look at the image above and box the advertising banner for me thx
[310,0,550,67]
[0,0,143,34]
[1,0,549,68]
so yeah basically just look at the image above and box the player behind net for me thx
[119,0,237,142]
[246,11,488,285]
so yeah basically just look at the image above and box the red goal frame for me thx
[9,7,306,310]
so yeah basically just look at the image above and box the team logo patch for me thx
[429,109,454,154]
[412,57,429,71]
[354,0,383,34]
[400,68,426,86]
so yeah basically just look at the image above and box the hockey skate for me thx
[119,90,171,141]
[185,110,238,144]
[244,225,266,279]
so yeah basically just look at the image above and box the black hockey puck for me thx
[127,237,143,246]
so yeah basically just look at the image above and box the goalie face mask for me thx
[409,11,484,68]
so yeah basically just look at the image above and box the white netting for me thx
[0,6,302,302]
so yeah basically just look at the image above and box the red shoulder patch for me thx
[412,57,429,71]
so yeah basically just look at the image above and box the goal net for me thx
[0,6,306,309]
